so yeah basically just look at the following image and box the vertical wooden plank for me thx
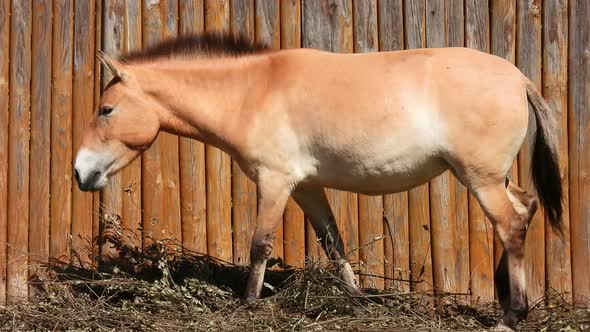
[142,0,183,248]
[0,0,10,304]
[29,0,52,273]
[8,0,31,301]
[490,4,518,148]
[120,0,143,250]
[280,0,305,268]
[404,0,433,293]
[101,0,125,257]
[354,0,383,289]
[179,0,207,254]
[428,0,470,299]
[255,0,282,263]
[445,0,464,47]
[301,0,357,265]
[465,0,495,304]
[204,0,232,262]
[569,0,590,305]
[230,0,256,265]
[50,0,74,262]
[379,0,409,292]
[425,0,444,47]
[516,0,545,303]
[543,0,572,299]
[72,0,96,265]
[490,0,518,278]
[466,0,490,60]
[256,0,280,46]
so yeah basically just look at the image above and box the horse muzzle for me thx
[74,148,111,192]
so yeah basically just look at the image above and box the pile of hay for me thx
[0,234,587,331]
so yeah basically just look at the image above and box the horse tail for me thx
[525,77,563,233]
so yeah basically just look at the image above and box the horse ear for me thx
[97,50,128,80]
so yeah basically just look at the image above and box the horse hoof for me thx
[240,294,258,304]
[492,322,515,332]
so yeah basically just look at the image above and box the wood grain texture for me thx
[383,194,409,292]
[516,0,545,304]
[444,0,464,47]
[101,0,125,258]
[354,0,383,289]
[204,0,233,262]
[230,0,256,265]
[378,0,408,292]
[120,0,143,250]
[490,0,517,279]
[256,0,280,46]
[302,0,357,265]
[404,0,433,293]
[8,0,32,301]
[543,0,572,298]
[569,0,590,305]
[142,0,183,249]
[29,0,52,274]
[0,0,9,304]
[378,0,403,51]
[425,0,444,48]
[72,0,96,266]
[50,0,74,263]
[280,0,305,268]
[491,0,516,72]
[465,0,495,304]
[179,0,207,254]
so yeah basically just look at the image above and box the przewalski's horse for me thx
[74,33,562,331]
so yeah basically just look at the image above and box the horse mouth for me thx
[75,169,107,192]
[78,182,102,192]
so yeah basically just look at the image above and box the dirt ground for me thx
[0,234,587,332]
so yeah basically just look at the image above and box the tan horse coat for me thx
[74,35,562,331]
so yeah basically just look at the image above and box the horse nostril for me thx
[90,170,101,182]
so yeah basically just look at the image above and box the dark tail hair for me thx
[525,78,563,233]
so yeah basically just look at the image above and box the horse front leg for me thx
[292,186,360,294]
[242,173,291,303]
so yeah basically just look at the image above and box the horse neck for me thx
[132,55,272,156]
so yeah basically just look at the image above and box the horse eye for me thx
[100,106,114,117]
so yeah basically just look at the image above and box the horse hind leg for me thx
[493,180,538,329]
[470,181,531,331]
[291,187,360,294]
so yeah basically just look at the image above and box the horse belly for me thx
[310,149,449,195]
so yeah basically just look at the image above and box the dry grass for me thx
[0,231,587,331]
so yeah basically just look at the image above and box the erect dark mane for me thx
[119,32,270,62]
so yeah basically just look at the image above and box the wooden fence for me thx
[0,0,588,305]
